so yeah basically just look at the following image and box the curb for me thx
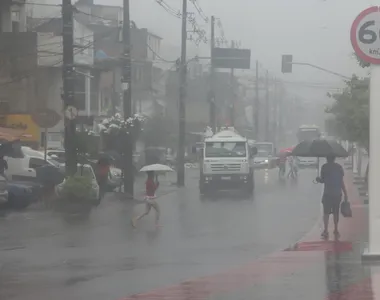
[287,169,368,248]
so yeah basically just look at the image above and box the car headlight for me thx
[264,159,269,163]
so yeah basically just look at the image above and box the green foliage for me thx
[100,113,144,155]
[354,53,370,68]
[326,75,369,151]
[59,174,97,202]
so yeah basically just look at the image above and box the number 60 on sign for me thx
[351,6,380,64]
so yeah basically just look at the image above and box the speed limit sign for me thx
[351,6,380,64]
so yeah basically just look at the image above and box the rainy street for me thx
[0,168,322,300]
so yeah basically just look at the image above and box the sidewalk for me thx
[119,169,372,300]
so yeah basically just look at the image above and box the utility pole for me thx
[122,0,133,195]
[209,15,216,133]
[265,70,269,141]
[272,78,278,145]
[229,40,235,126]
[177,0,187,186]
[254,60,259,140]
[278,82,284,146]
[62,0,77,175]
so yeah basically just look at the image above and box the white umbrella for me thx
[139,164,174,172]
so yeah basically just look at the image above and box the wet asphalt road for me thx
[0,168,323,300]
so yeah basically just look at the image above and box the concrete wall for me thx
[0,32,38,113]
[1,0,26,33]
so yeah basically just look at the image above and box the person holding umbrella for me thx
[131,164,173,228]
[292,139,350,238]
[131,171,160,228]
[316,156,348,238]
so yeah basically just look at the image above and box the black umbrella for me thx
[291,139,349,158]
[35,165,65,186]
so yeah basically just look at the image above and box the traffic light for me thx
[281,54,293,73]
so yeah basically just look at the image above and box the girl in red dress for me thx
[132,171,160,227]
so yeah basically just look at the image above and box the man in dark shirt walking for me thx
[316,156,348,238]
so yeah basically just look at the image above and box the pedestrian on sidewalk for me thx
[132,171,160,228]
[316,156,348,239]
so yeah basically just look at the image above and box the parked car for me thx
[297,157,318,168]
[47,149,122,191]
[56,164,100,200]
[6,182,39,210]
[5,146,60,181]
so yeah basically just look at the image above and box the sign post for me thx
[32,109,61,160]
[351,6,380,259]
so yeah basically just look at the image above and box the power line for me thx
[154,0,181,18]
[189,0,208,23]
[29,16,61,31]
[187,13,207,45]
[215,18,227,47]
[153,0,208,45]
[75,8,182,60]
[145,43,178,63]
[24,2,61,7]
[0,28,114,87]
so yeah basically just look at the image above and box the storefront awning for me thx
[0,127,28,142]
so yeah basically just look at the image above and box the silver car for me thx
[0,175,9,204]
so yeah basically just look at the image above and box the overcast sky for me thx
[31,0,376,104]
[95,0,374,101]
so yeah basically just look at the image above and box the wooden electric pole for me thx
[177,0,187,186]
[229,40,235,126]
[209,15,216,133]
[122,0,134,195]
[265,70,269,141]
[254,60,259,140]
[62,0,77,175]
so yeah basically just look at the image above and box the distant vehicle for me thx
[253,142,276,169]
[45,149,65,164]
[297,157,318,168]
[199,127,257,196]
[297,125,321,142]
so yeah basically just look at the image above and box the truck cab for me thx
[199,128,257,196]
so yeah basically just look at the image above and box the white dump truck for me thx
[199,127,257,195]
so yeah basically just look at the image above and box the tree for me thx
[99,113,144,153]
[354,53,370,69]
[326,75,369,151]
